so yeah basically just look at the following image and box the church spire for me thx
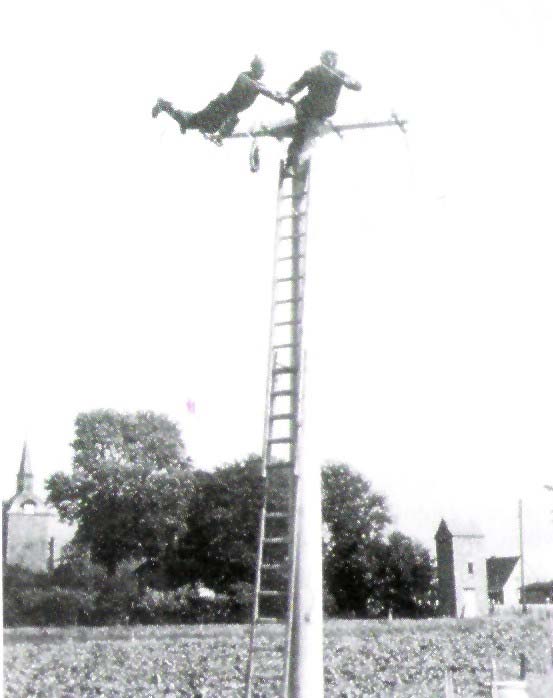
[16,442,34,496]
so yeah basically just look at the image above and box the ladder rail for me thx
[246,164,295,698]
[245,160,311,698]
[244,351,278,698]
[260,163,294,477]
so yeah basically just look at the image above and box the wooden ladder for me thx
[244,161,311,698]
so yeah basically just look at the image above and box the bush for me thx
[3,567,94,627]
[2,563,254,627]
[90,564,141,625]
[3,562,137,627]
[132,586,194,624]
[132,583,253,624]
[225,582,253,622]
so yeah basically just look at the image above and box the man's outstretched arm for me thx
[286,71,311,99]
[239,74,288,104]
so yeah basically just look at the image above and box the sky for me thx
[2,0,553,582]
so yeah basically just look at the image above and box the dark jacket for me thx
[287,65,351,119]
[224,72,279,113]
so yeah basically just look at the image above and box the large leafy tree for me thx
[46,410,194,575]
[173,459,396,612]
[167,459,435,618]
[321,464,435,618]
[173,456,264,591]
[370,531,436,618]
[322,463,392,616]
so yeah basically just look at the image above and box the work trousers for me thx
[167,95,239,135]
[286,111,327,168]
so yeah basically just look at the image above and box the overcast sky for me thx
[2,0,552,581]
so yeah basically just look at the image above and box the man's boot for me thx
[152,98,172,118]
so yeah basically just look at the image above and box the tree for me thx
[46,410,194,575]
[371,531,436,617]
[321,464,435,618]
[174,456,264,592]
[322,463,392,616]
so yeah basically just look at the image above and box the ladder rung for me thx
[271,389,294,397]
[267,438,293,445]
[270,413,294,421]
[280,192,307,200]
[259,589,287,597]
[272,366,297,375]
[279,233,306,241]
[257,617,281,624]
[274,320,300,326]
[272,343,298,350]
[276,276,304,283]
[275,297,302,305]
[266,511,289,519]
[264,537,288,544]
[261,561,288,569]
[277,213,306,221]
[277,254,305,262]
[266,461,293,469]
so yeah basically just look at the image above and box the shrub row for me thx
[3,566,252,627]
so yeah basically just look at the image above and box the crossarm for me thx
[228,117,408,140]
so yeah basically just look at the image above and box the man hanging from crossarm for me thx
[152,56,287,143]
[282,51,362,176]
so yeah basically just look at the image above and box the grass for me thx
[4,616,553,697]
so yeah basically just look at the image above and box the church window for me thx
[21,499,37,513]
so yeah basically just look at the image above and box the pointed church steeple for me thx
[16,442,34,496]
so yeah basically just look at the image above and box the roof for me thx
[435,517,484,540]
[4,442,50,514]
[19,442,33,478]
[486,556,520,592]
[523,580,553,593]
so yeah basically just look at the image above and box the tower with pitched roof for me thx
[2,443,57,572]
[435,518,489,618]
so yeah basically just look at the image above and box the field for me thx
[4,616,553,697]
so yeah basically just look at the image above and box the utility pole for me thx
[519,499,527,614]
[243,114,407,698]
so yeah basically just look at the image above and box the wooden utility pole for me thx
[519,499,527,614]
[288,353,324,698]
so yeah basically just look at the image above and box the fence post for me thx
[443,669,454,698]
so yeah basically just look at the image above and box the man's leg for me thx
[217,114,240,139]
[284,117,321,175]
[284,118,309,174]
[152,99,193,134]
[186,95,230,134]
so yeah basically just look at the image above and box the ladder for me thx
[245,160,311,698]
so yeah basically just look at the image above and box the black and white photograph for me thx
[2,1,553,695]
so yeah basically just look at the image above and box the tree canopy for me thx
[322,463,392,616]
[46,410,194,574]
[174,456,263,592]
[46,416,435,616]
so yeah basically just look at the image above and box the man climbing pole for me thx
[282,51,362,176]
[152,56,287,144]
